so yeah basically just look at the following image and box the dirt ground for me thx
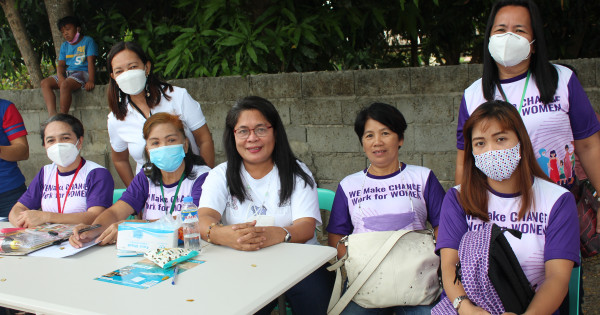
[583,255,600,315]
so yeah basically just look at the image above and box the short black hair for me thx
[41,114,84,145]
[57,16,81,30]
[354,103,407,145]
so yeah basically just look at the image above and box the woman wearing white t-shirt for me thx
[106,41,214,187]
[70,113,210,247]
[197,96,333,315]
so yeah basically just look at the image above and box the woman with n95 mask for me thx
[9,114,114,228]
[454,0,600,217]
[106,41,215,188]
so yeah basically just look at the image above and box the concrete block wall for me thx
[1,58,599,192]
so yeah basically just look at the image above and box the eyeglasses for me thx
[234,126,273,139]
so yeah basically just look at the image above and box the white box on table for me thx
[117,222,178,252]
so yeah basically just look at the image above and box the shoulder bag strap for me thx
[327,230,410,315]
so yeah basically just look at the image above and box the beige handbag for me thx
[327,229,441,314]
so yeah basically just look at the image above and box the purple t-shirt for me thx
[436,177,580,290]
[457,65,600,188]
[18,159,114,212]
[119,164,210,220]
[327,163,445,235]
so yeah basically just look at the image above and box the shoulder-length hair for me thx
[460,100,550,221]
[142,113,206,186]
[223,96,314,206]
[106,41,173,121]
[482,0,558,105]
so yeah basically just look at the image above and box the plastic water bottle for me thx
[181,196,201,251]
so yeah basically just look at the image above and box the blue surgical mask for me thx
[148,144,186,172]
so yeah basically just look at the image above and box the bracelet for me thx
[206,222,223,244]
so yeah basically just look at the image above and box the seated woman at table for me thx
[69,112,210,247]
[8,114,114,228]
[327,102,445,314]
[435,100,579,314]
[197,96,333,315]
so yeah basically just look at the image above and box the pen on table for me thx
[77,224,102,234]
[172,266,179,285]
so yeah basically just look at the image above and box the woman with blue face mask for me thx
[69,113,210,247]
[454,0,600,211]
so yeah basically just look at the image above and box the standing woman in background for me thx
[454,0,600,227]
[106,41,215,187]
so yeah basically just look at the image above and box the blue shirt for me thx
[59,36,98,72]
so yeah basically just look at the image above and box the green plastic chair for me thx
[112,188,126,204]
[113,188,136,220]
[568,258,581,314]
[317,188,335,211]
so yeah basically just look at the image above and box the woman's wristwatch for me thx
[453,295,469,310]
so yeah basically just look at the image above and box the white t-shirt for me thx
[107,86,207,174]
[199,161,321,244]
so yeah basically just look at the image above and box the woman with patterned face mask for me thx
[70,113,210,248]
[454,0,600,213]
[8,114,114,228]
[106,41,215,188]
[436,100,579,314]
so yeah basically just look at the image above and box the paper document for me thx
[28,241,96,258]
[95,258,204,289]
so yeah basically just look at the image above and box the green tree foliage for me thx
[1,0,600,89]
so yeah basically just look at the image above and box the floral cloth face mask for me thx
[473,142,521,181]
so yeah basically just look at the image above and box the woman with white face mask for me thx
[454,0,600,210]
[106,41,215,188]
[70,113,210,248]
[436,101,579,314]
[8,114,114,228]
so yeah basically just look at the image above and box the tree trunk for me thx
[44,0,72,61]
[410,37,419,67]
[0,0,43,88]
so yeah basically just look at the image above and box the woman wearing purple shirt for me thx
[327,103,445,314]
[437,101,579,314]
[9,114,114,228]
[70,113,209,247]
[454,0,600,229]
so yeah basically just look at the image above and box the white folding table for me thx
[0,222,336,315]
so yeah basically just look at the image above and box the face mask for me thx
[68,31,80,44]
[474,142,521,181]
[488,32,535,67]
[149,144,186,172]
[115,69,147,95]
[47,140,80,167]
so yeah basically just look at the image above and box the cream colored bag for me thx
[327,229,441,314]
